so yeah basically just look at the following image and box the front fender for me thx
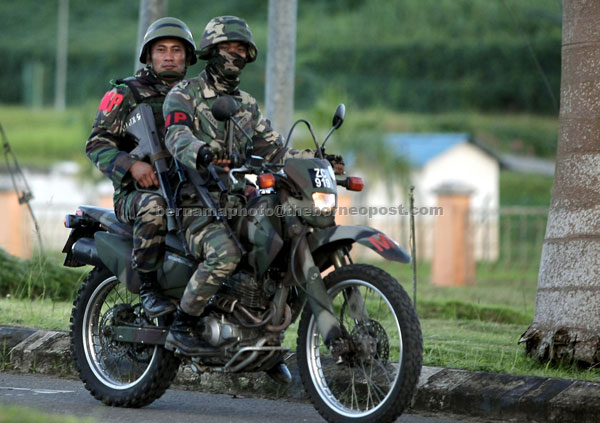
[308,225,411,263]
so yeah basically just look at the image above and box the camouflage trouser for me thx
[179,214,242,316]
[115,190,167,273]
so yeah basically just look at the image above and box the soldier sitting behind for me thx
[86,17,197,319]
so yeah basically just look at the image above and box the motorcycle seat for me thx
[79,206,133,237]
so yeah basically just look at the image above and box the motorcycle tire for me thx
[70,266,180,407]
[296,263,423,423]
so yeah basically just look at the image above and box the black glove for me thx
[325,154,344,165]
[196,145,214,169]
[325,154,345,175]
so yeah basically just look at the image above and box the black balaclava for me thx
[205,49,247,94]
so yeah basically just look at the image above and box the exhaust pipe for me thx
[71,238,103,267]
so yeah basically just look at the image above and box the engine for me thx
[203,271,291,349]
[199,315,242,346]
[220,271,271,309]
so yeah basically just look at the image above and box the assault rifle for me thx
[184,163,247,256]
[125,104,190,256]
[125,103,245,257]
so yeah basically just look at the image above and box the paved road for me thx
[0,372,489,423]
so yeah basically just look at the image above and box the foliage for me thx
[0,0,562,114]
[0,248,86,301]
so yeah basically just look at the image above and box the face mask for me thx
[206,49,247,93]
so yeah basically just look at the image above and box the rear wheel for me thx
[70,267,180,407]
[296,264,422,423]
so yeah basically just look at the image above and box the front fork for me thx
[294,230,369,360]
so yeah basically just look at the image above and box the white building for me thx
[342,133,501,261]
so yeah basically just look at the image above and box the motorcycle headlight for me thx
[312,192,336,213]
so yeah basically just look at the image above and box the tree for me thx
[520,0,600,364]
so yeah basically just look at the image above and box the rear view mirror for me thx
[332,104,345,129]
[211,95,240,121]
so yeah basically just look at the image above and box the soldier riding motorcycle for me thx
[65,15,422,423]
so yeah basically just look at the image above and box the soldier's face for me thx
[217,41,247,59]
[151,38,187,74]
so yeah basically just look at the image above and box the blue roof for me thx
[385,133,471,167]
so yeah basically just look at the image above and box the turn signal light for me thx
[347,177,364,191]
[258,173,276,189]
[64,214,78,228]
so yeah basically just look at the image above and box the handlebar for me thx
[227,156,285,185]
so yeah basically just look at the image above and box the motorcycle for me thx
[63,99,423,423]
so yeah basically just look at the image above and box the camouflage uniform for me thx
[86,16,196,284]
[163,17,312,317]
[86,65,171,272]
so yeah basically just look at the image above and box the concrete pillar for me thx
[432,184,475,286]
[134,0,168,72]
[265,0,297,134]
[0,189,32,259]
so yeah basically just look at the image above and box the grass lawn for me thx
[0,298,72,331]
[0,404,93,423]
[0,105,95,167]
[0,104,557,168]
[380,261,538,319]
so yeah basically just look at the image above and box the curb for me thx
[3,326,600,422]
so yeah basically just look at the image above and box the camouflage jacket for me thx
[86,65,173,205]
[163,71,312,192]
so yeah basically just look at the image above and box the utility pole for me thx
[134,0,168,72]
[54,0,68,111]
[265,0,298,135]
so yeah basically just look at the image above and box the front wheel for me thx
[70,267,180,407]
[296,264,423,423]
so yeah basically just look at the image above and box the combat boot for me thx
[165,307,217,356]
[265,360,292,385]
[138,271,176,318]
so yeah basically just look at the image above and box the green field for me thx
[0,105,558,168]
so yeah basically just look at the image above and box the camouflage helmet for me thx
[139,17,197,65]
[197,16,258,63]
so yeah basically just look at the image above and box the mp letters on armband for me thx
[165,111,193,130]
[98,91,124,113]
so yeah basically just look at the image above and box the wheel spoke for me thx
[82,275,158,389]
[300,268,419,421]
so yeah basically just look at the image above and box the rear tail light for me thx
[65,209,84,228]
[64,214,77,228]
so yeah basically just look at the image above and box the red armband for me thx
[165,111,193,130]
[98,91,124,113]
